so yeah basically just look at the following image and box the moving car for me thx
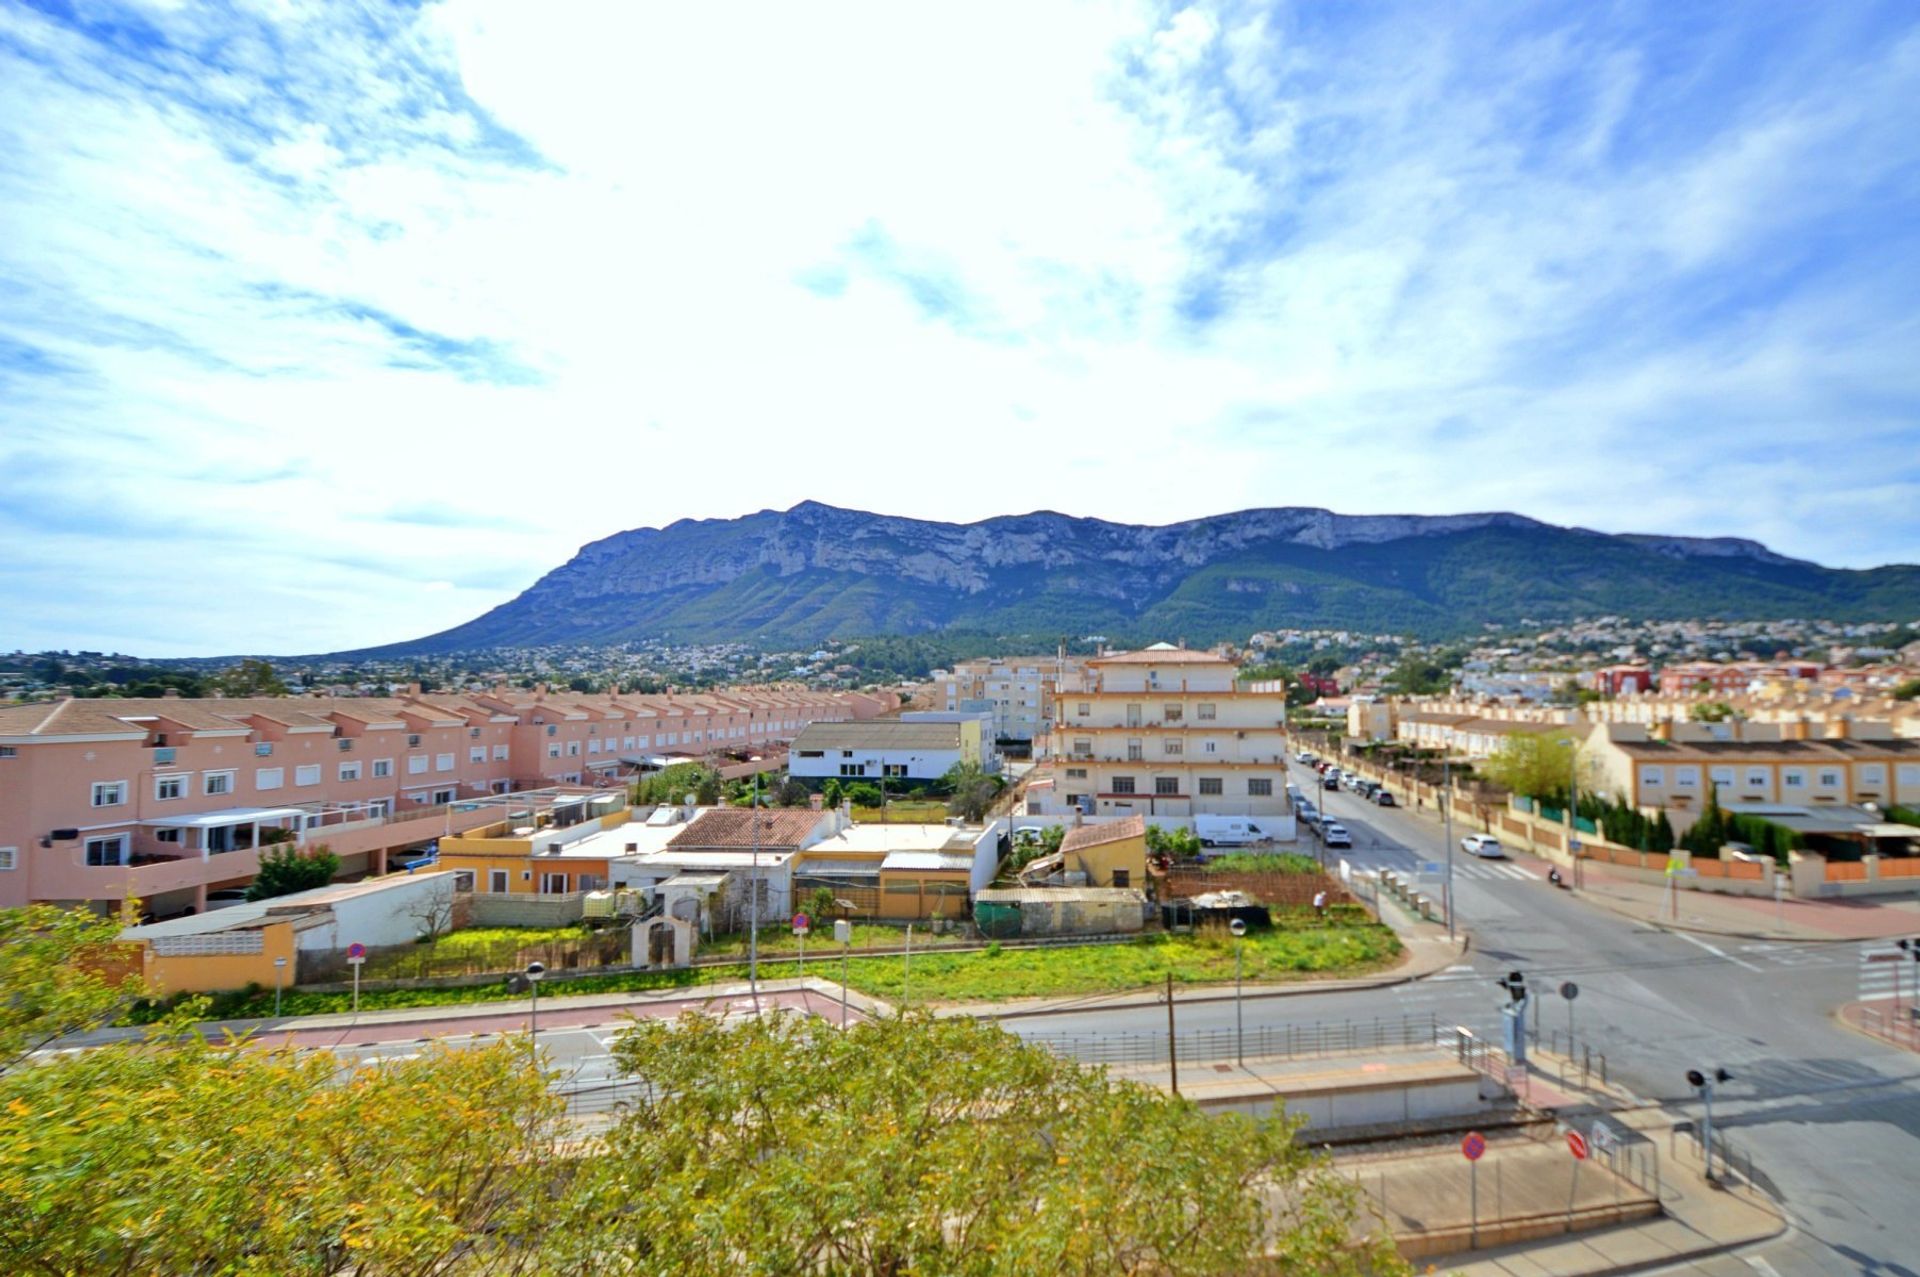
[1373,790,1397,807]
[1321,822,1352,849]
[1461,834,1506,859]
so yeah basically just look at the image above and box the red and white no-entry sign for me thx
[1566,1129,1589,1160]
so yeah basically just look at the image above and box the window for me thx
[470,727,482,739]
[0,847,16,871]
[408,734,422,748]
[294,764,321,787]
[1709,766,1734,790]
[0,746,15,758]
[1073,739,1092,756]
[205,770,234,796]
[489,869,509,893]
[1247,778,1273,797]
[1112,869,1131,889]
[1859,763,1886,785]
[1066,768,1088,779]
[1163,739,1183,756]
[85,835,128,866]
[1126,739,1143,761]
[408,755,428,774]
[1783,769,1806,789]
[539,872,568,894]
[566,741,580,757]
[546,725,557,736]
[1745,768,1768,787]
[1126,704,1142,727]
[798,749,825,759]
[255,767,284,790]
[1203,740,1218,754]
[1640,766,1664,788]
[883,764,907,778]
[156,828,182,843]
[1196,703,1216,721]
[1899,763,1920,787]
[1155,777,1179,796]
[432,788,456,804]
[1817,769,1842,788]
[839,763,867,777]
[154,775,186,801]
[254,742,273,757]
[91,781,127,808]
[1111,776,1136,794]
[548,744,562,759]
[492,744,509,761]
[470,747,486,764]
[587,739,600,755]
[435,753,455,772]
[1674,766,1699,789]
[1164,704,1183,723]
[339,761,362,782]
[1198,777,1223,796]
[372,759,393,779]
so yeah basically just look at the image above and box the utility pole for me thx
[1442,756,1456,940]
[749,773,761,1014]
[1165,972,1179,1096]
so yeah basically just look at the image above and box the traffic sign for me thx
[1560,981,1579,1001]
[1589,1122,1617,1153]
[1569,838,1582,852]
[792,913,810,934]
[347,942,366,960]
[1461,1131,1487,1161]
[1566,1130,1589,1160]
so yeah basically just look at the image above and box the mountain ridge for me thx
[356,503,1920,654]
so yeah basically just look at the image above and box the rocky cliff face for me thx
[363,502,1920,653]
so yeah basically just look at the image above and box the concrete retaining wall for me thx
[469,892,586,927]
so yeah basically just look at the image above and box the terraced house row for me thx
[0,685,888,916]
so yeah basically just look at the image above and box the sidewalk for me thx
[1435,1046,1785,1274]
[1378,770,1920,943]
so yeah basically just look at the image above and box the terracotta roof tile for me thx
[667,808,831,850]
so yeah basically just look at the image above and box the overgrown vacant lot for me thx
[135,916,1400,1021]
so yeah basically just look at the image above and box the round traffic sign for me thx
[1560,981,1579,1001]
[347,942,366,960]
[1461,1131,1487,1162]
[1566,1130,1589,1160]
[792,913,810,933]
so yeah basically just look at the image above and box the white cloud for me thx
[1,0,1917,655]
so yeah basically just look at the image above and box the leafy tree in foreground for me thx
[0,903,137,1073]
[572,1011,1406,1276]
[943,759,1004,821]
[0,1034,569,1275]
[246,842,342,900]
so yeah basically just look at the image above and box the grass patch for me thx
[1203,852,1324,874]
[845,920,1400,1003]
[849,801,949,824]
[699,923,971,958]
[125,921,1399,1024]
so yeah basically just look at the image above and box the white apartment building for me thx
[935,655,1083,743]
[1034,645,1292,819]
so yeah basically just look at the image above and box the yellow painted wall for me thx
[877,870,972,920]
[140,920,298,995]
[1066,833,1148,887]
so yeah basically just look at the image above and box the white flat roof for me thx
[802,824,966,855]
[138,806,305,829]
[881,850,978,872]
[621,850,797,871]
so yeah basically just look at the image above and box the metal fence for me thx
[1856,1003,1920,1052]
[1670,1121,1759,1196]
[1018,1013,1444,1066]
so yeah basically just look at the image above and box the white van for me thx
[1196,815,1276,848]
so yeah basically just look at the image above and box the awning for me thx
[139,806,304,829]
[792,858,882,878]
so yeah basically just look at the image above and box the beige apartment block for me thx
[935,654,1086,743]
[1581,721,1920,812]
[1036,645,1292,819]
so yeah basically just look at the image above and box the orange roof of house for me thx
[667,807,829,850]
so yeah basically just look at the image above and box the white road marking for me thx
[1674,930,1764,973]
[1746,1256,1782,1277]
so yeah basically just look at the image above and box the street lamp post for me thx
[1441,756,1456,941]
[1230,917,1248,1065]
[524,960,546,1065]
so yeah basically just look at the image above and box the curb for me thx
[1565,885,1875,946]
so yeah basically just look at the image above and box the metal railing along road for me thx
[1018,1013,1444,1066]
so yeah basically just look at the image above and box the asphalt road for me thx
[1002,759,1920,1276]
[286,759,1920,1273]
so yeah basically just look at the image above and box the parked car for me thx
[1295,806,1321,827]
[1355,780,1379,798]
[1285,783,1304,801]
[1195,815,1277,848]
[1321,822,1352,849]
[1322,774,1340,790]
[1461,834,1506,859]
[1373,790,1397,807]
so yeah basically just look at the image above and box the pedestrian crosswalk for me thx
[1450,860,1539,882]
[1857,945,1910,1003]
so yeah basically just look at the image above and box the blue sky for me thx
[2,1,1917,656]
